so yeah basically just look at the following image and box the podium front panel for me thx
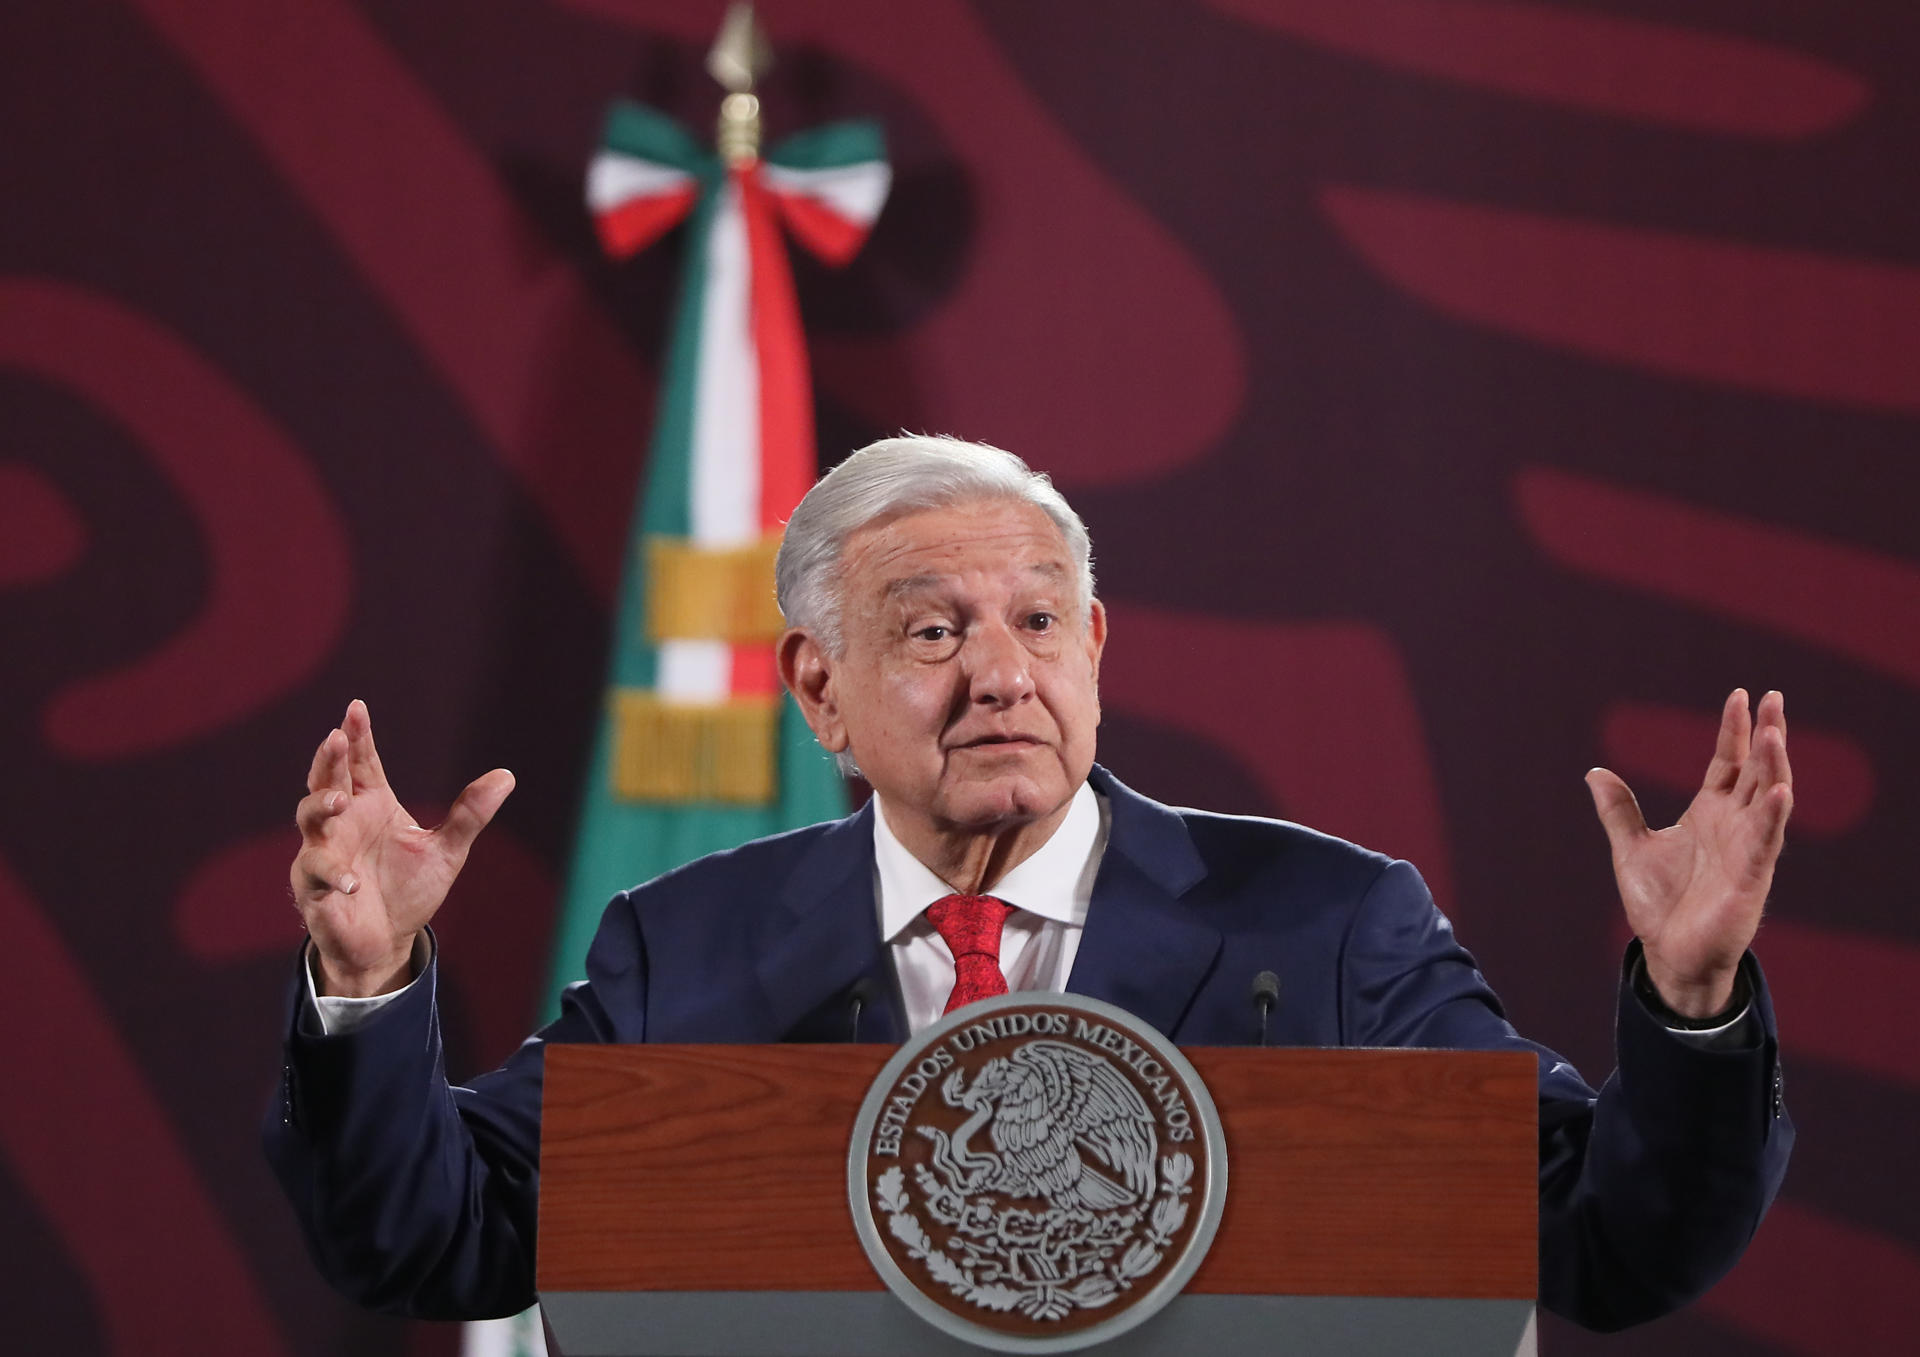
[539,1044,1537,1354]
[539,1292,1537,1357]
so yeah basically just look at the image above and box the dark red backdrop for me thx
[3,2,1914,1353]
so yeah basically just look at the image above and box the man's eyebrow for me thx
[882,562,1070,599]
[883,573,947,599]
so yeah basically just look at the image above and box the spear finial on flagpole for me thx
[708,3,773,165]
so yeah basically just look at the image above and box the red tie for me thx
[926,894,1016,1015]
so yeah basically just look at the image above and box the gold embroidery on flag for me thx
[610,690,779,803]
[645,535,785,643]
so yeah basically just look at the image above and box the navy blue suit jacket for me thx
[264,765,1792,1331]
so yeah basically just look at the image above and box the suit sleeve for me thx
[1339,860,1794,1331]
[260,896,650,1320]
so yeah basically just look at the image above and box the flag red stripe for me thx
[739,166,817,531]
[730,646,781,697]
[770,188,872,267]
[594,186,699,258]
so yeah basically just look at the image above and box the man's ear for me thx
[1085,597,1107,727]
[778,628,849,753]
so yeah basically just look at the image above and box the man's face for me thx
[784,498,1106,842]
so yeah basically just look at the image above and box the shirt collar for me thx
[872,782,1105,943]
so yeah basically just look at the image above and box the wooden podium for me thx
[538,1045,1538,1356]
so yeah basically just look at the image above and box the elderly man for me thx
[269,436,1793,1332]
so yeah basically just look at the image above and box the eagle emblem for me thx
[851,995,1226,1352]
[926,1040,1158,1212]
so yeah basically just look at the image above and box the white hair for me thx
[775,434,1095,656]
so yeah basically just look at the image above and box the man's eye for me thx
[914,625,949,641]
[1026,613,1055,632]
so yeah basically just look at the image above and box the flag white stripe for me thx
[760,159,892,227]
[656,640,732,701]
[586,152,696,211]
[689,178,761,550]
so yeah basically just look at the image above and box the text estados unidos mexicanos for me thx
[871,1012,1194,1157]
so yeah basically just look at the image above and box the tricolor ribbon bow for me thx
[583,101,889,804]
[590,101,890,265]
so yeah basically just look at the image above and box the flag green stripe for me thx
[601,100,711,172]
[546,112,850,1022]
[544,703,845,1020]
[766,120,886,171]
[605,178,720,691]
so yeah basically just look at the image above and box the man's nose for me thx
[963,621,1035,707]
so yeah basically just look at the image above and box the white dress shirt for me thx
[310,786,1108,1037]
[874,782,1108,1035]
[310,781,1746,1044]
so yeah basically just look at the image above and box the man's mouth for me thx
[955,734,1040,749]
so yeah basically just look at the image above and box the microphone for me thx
[1250,971,1281,1047]
[846,977,883,1042]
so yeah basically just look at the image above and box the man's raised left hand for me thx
[1586,689,1793,1020]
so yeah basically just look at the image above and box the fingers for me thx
[1702,689,1750,793]
[305,731,329,794]
[1585,767,1649,858]
[1734,690,1791,807]
[343,698,390,791]
[295,787,348,839]
[305,726,351,799]
[434,768,516,862]
[1755,781,1794,862]
[1755,688,1790,781]
[292,844,358,898]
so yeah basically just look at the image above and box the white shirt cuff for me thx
[301,933,430,1037]
[1664,1004,1759,1050]
[1631,957,1759,1051]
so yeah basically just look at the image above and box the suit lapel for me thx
[1068,767,1222,1037]
[749,770,1217,1043]
[752,801,906,1042]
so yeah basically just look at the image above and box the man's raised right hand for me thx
[290,699,515,998]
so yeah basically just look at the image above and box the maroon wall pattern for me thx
[3,2,1915,1353]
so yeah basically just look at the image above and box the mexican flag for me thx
[544,101,891,1017]
[466,94,888,1357]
